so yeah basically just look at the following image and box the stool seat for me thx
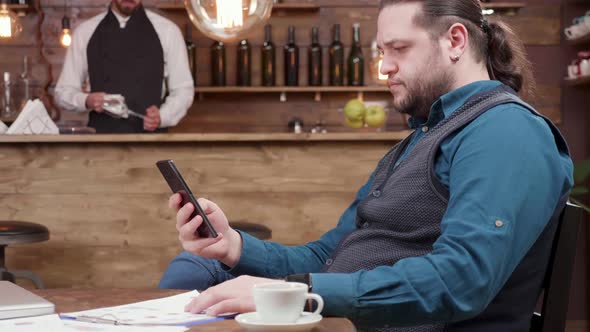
[0,221,49,289]
[0,221,49,246]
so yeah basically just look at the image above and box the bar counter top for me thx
[0,131,412,143]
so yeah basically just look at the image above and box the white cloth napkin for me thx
[5,99,59,135]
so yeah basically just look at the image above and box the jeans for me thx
[158,251,235,290]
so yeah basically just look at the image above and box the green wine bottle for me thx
[210,41,226,86]
[237,39,252,86]
[347,23,364,86]
[329,24,344,86]
[185,24,197,86]
[261,24,276,86]
[308,27,322,86]
[284,26,299,86]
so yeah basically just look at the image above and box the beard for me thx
[113,0,140,16]
[391,48,455,118]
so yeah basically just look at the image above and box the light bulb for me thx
[0,4,22,39]
[60,29,71,47]
[185,0,273,42]
[60,16,72,47]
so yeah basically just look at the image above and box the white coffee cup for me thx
[253,282,324,324]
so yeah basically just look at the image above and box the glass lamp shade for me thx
[0,4,23,39]
[184,0,273,43]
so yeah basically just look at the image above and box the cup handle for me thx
[305,293,324,316]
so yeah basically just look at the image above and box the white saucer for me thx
[235,312,323,332]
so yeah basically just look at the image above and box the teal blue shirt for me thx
[228,81,574,325]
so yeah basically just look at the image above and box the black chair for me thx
[531,202,584,332]
[0,221,49,289]
[230,220,272,240]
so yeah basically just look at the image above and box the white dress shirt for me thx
[54,8,194,128]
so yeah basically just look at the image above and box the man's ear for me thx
[444,23,469,60]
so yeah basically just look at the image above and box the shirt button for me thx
[372,190,381,198]
[362,222,370,229]
[495,220,504,228]
[325,259,333,266]
[422,126,429,133]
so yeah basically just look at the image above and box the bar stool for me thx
[230,220,272,240]
[0,221,49,289]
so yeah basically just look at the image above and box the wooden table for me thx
[33,288,357,332]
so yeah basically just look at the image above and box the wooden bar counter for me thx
[0,132,409,289]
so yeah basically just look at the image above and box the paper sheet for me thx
[0,314,187,332]
[61,290,219,326]
[0,314,63,332]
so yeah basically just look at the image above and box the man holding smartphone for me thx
[159,1,573,330]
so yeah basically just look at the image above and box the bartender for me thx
[54,0,194,133]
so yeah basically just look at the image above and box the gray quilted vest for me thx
[324,85,570,332]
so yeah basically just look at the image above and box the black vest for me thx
[324,85,570,332]
[87,6,165,133]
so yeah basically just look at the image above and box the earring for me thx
[452,55,460,62]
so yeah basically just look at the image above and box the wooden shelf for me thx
[194,86,390,102]
[272,2,320,11]
[195,86,388,93]
[564,76,590,87]
[481,2,526,15]
[2,4,36,15]
[0,132,412,143]
[567,33,590,47]
[155,2,320,12]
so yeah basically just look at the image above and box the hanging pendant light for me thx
[60,16,71,47]
[59,0,71,47]
[184,0,273,43]
[0,3,23,39]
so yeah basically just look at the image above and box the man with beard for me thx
[54,0,193,133]
[158,1,573,330]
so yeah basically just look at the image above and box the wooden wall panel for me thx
[0,141,390,288]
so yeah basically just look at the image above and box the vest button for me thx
[422,126,429,133]
[362,222,370,229]
[372,190,381,198]
[325,259,333,266]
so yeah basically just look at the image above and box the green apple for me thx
[345,117,364,129]
[343,99,366,122]
[365,105,387,128]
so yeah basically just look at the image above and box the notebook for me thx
[0,281,55,319]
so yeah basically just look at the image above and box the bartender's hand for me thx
[143,105,161,131]
[185,276,282,315]
[170,194,243,267]
[85,92,106,112]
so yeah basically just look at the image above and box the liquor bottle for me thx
[237,39,252,86]
[329,24,344,86]
[16,55,38,111]
[210,41,226,86]
[347,23,364,86]
[1,72,16,118]
[308,27,322,86]
[185,24,197,86]
[261,24,276,86]
[284,25,299,86]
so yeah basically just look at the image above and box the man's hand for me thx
[185,276,283,316]
[85,92,106,112]
[170,194,243,267]
[144,105,161,131]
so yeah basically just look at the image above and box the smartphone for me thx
[156,160,218,238]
